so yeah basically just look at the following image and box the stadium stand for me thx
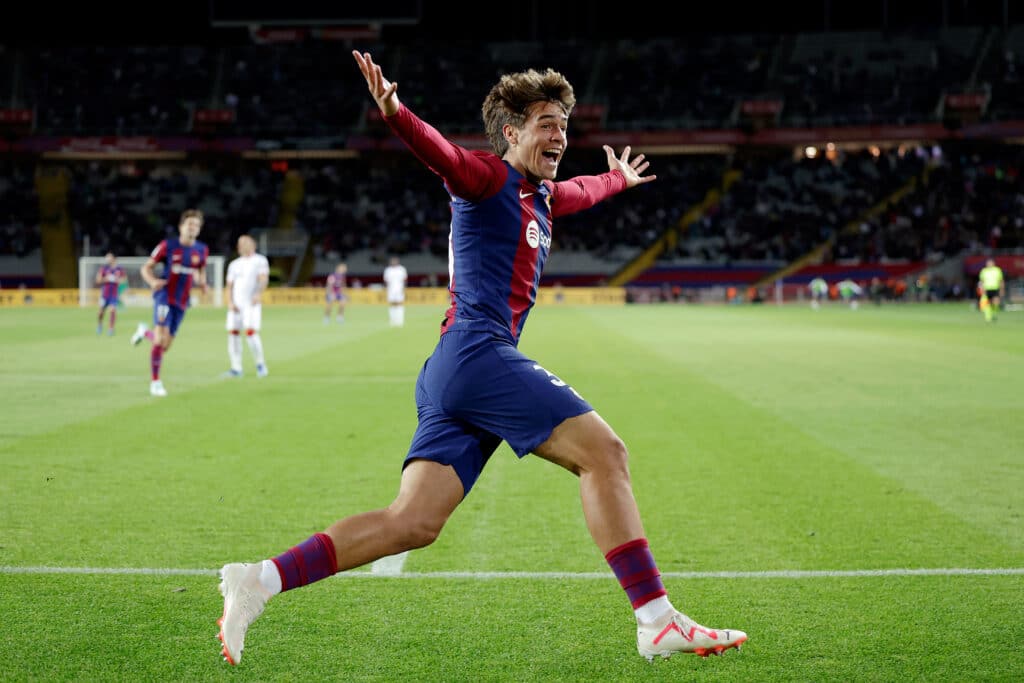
[2,14,1024,300]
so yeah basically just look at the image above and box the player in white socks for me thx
[383,255,408,327]
[225,235,270,378]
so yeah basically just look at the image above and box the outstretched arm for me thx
[602,145,656,189]
[352,50,503,200]
[551,146,656,217]
[352,50,399,117]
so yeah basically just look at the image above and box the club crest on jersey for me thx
[191,254,200,265]
[525,220,550,250]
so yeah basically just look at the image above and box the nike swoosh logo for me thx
[519,191,533,199]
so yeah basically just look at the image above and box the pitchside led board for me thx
[1,287,626,308]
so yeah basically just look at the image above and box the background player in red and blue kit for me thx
[94,251,125,336]
[216,51,746,666]
[323,262,348,324]
[131,209,208,397]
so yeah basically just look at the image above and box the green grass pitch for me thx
[1,301,1021,681]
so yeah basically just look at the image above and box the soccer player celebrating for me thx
[130,209,209,397]
[216,50,746,666]
[94,251,125,335]
[225,234,270,378]
[323,262,348,324]
[383,255,408,327]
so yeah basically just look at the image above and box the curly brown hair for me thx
[482,68,576,157]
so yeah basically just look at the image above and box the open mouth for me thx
[542,149,561,165]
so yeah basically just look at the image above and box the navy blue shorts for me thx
[152,289,186,336]
[405,328,593,496]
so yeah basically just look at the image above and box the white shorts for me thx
[227,304,262,332]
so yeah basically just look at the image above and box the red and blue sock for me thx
[271,532,338,592]
[605,537,667,609]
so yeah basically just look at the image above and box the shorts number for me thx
[156,305,170,322]
[532,364,583,399]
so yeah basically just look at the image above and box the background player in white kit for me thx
[383,255,408,327]
[225,234,270,378]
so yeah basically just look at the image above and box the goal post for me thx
[78,255,225,308]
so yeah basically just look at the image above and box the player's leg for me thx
[97,303,106,334]
[218,458,465,665]
[216,352,499,666]
[226,309,243,376]
[535,412,747,659]
[428,338,745,658]
[148,306,180,396]
[323,297,332,323]
[337,297,346,324]
[107,303,117,335]
[148,325,171,396]
[243,305,267,377]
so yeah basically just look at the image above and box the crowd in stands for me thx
[669,145,929,264]
[4,26,1024,137]
[0,162,39,256]
[3,29,1024,290]
[832,142,1024,261]
[65,160,280,258]
[2,141,1022,292]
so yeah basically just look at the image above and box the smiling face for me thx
[504,101,568,183]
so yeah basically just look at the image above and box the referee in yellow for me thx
[978,258,1005,322]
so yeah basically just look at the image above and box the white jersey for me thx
[384,264,408,303]
[227,253,270,308]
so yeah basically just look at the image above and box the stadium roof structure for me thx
[2,0,1021,45]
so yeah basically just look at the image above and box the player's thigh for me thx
[158,307,185,348]
[391,459,465,525]
[242,304,262,331]
[405,402,502,497]
[533,410,626,475]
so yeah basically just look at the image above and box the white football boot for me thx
[637,609,747,660]
[149,380,167,397]
[217,563,271,665]
[130,322,148,346]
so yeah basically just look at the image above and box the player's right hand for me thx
[150,278,167,290]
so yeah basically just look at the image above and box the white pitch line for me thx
[2,566,1023,579]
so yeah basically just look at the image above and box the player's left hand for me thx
[603,145,656,189]
[251,294,262,305]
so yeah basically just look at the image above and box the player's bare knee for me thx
[399,517,445,549]
[592,434,630,478]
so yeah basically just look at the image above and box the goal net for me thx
[78,255,225,308]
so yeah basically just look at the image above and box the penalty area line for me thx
[1,566,1023,579]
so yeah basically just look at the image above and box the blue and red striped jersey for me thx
[150,238,209,309]
[326,272,346,295]
[98,265,124,300]
[384,104,626,343]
